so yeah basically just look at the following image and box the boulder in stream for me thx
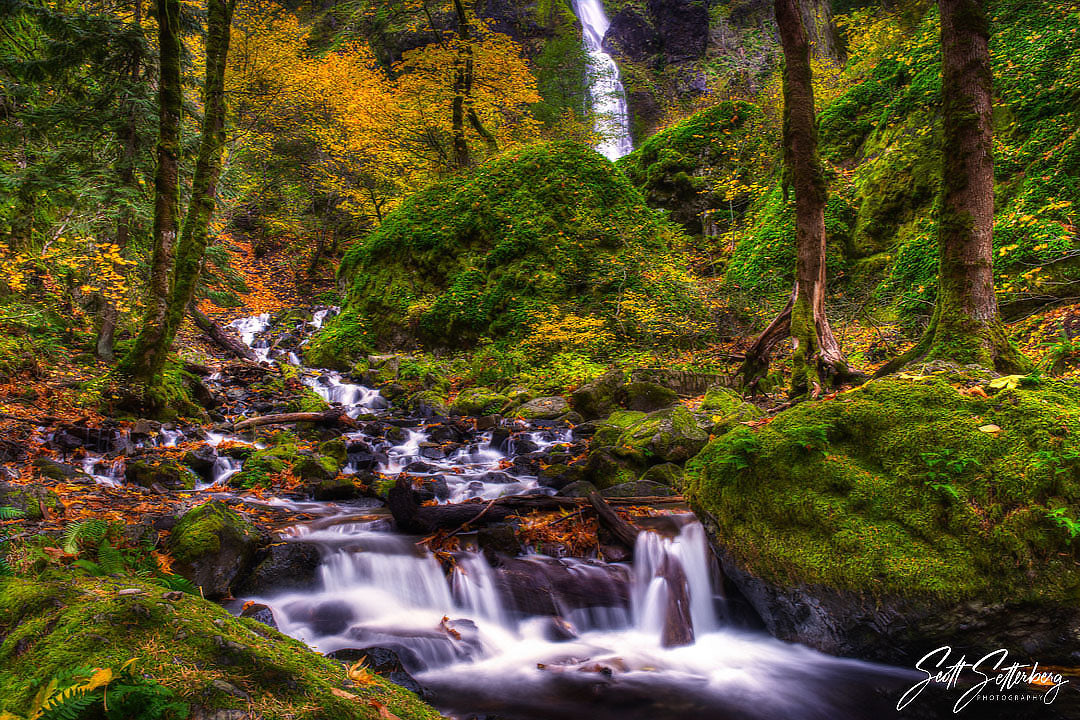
[168,500,260,599]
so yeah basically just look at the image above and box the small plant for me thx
[783,424,830,458]
[718,430,761,471]
[920,449,974,502]
[15,659,189,720]
[1046,507,1080,542]
[0,505,26,575]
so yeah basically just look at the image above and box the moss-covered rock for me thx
[514,396,570,420]
[0,482,61,521]
[582,447,643,490]
[0,573,441,719]
[293,453,341,483]
[168,500,260,599]
[324,141,707,356]
[125,458,198,491]
[592,410,648,446]
[403,390,449,417]
[601,480,675,498]
[615,381,679,412]
[613,405,708,464]
[639,462,684,489]
[700,387,763,434]
[31,458,91,484]
[570,370,625,420]
[450,387,508,416]
[686,371,1080,662]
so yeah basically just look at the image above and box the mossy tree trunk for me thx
[739,0,851,397]
[116,0,182,382]
[876,0,1028,376]
[118,0,236,388]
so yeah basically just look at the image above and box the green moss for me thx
[700,387,764,434]
[593,410,648,446]
[449,387,509,416]
[686,372,1080,602]
[0,573,441,719]
[613,405,708,464]
[168,501,257,565]
[323,141,707,359]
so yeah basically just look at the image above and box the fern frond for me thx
[0,506,25,520]
[97,540,125,575]
[62,519,109,555]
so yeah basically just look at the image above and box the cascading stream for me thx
[194,311,917,718]
[573,0,634,160]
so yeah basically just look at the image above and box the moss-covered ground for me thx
[0,572,443,720]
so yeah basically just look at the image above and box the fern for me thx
[62,519,109,555]
[96,540,125,576]
[155,573,199,594]
[0,505,25,520]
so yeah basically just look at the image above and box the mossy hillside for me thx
[721,0,1079,318]
[330,141,709,355]
[0,573,441,720]
[686,371,1080,602]
[618,101,772,235]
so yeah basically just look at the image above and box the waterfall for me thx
[573,0,633,160]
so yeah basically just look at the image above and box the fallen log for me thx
[588,491,641,549]
[190,304,257,361]
[233,407,352,431]
[387,476,680,536]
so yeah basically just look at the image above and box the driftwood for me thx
[233,407,352,431]
[190,304,257,361]
[588,491,641,548]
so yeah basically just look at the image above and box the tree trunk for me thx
[738,0,851,396]
[97,0,143,361]
[189,303,256,360]
[116,0,182,381]
[119,0,237,386]
[876,0,1028,376]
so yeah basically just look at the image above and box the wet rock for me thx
[615,381,678,412]
[538,463,583,491]
[125,458,198,491]
[474,414,501,431]
[647,0,709,62]
[414,476,449,503]
[327,646,424,695]
[236,541,322,595]
[477,523,522,559]
[479,471,515,484]
[404,390,448,417]
[183,445,219,479]
[309,475,361,501]
[538,616,579,642]
[49,424,126,454]
[419,442,446,460]
[293,453,340,483]
[31,458,92,484]
[603,7,661,61]
[427,424,464,444]
[168,500,259,599]
[489,426,511,451]
[514,396,570,420]
[659,554,694,648]
[309,600,355,636]
[385,425,409,445]
[600,480,674,498]
[495,556,630,616]
[509,435,540,454]
[318,438,348,466]
[404,460,436,474]
[239,602,278,630]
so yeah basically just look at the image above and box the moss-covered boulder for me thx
[515,396,570,420]
[700,387,763,434]
[582,447,643,490]
[168,500,260,599]
[615,381,678,412]
[613,405,708,464]
[592,410,648,446]
[639,462,684,489]
[686,371,1080,663]
[31,458,91,484]
[322,141,707,355]
[601,480,675,498]
[0,482,61,521]
[0,573,441,720]
[125,458,198,491]
[450,387,508,416]
[403,390,449,417]
[618,101,770,235]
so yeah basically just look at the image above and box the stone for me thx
[125,459,198,491]
[236,541,322,595]
[514,396,570,420]
[31,458,92,484]
[615,381,679,412]
[613,405,708,464]
[603,7,661,61]
[600,480,675,498]
[168,500,260,599]
[639,462,684,489]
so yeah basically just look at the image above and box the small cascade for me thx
[303,372,386,415]
[208,455,242,488]
[573,0,633,160]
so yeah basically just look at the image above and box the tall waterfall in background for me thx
[573,0,633,160]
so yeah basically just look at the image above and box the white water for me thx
[574,0,634,160]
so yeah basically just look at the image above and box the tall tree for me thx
[876,0,1028,375]
[738,0,851,396]
[118,0,237,386]
[116,0,182,382]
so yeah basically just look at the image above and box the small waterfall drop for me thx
[573,0,634,160]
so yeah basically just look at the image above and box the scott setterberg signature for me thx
[897,646,1069,713]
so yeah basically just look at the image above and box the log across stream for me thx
[208,312,917,719]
